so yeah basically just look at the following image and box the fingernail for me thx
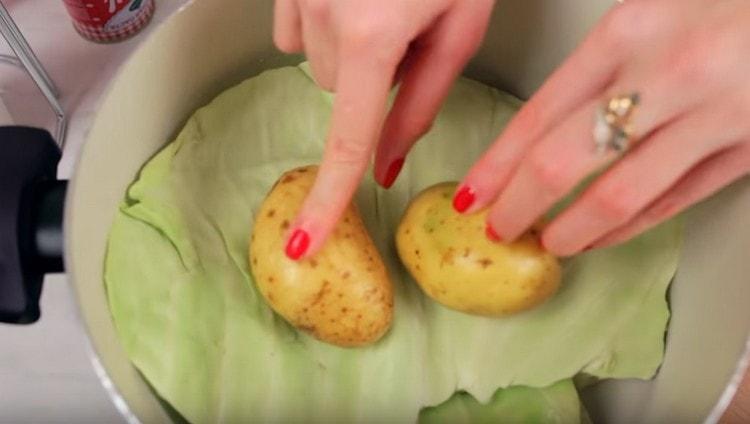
[452,185,476,213]
[381,157,405,189]
[485,223,502,242]
[285,228,310,260]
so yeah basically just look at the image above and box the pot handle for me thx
[0,126,65,324]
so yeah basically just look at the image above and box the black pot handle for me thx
[1,127,65,324]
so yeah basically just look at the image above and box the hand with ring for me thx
[274,0,750,259]
[453,0,750,256]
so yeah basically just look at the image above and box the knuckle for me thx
[341,19,406,65]
[588,184,638,222]
[599,1,660,49]
[342,17,386,45]
[327,137,370,166]
[402,114,434,140]
[301,0,329,20]
[527,150,572,195]
[669,30,736,87]
[507,103,542,139]
[665,38,706,84]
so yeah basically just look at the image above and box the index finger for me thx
[284,43,402,260]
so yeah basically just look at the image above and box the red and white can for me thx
[62,0,155,43]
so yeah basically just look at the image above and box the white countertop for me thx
[0,1,188,422]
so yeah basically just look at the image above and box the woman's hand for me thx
[274,0,495,259]
[454,0,750,256]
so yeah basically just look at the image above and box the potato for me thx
[249,165,393,347]
[396,182,561,317]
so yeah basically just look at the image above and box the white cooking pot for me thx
[54,0,750,422]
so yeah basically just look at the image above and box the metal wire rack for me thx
[0,2,66,147]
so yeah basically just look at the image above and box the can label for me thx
[62,0,155,43]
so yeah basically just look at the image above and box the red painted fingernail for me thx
[285,228,310,260]
[452,185,476,213]
[381,157,405,189]
[485,223,502,242]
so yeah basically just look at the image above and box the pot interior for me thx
[67,0,750,422]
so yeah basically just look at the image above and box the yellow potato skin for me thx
[249,165,393,347]
[396,182,561,317]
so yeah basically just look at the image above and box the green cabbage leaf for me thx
[105,64,681,423]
